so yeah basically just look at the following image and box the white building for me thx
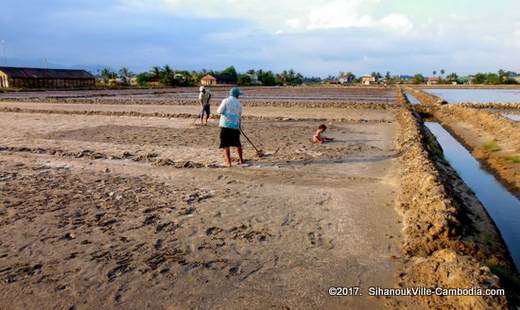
[361,75,377,85]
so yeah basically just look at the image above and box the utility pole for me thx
[0,40,6,66]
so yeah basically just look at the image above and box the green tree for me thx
[257,70,277,86]
[160,65,175,85]
[345,72,355,80]
[237,74,252,86]
[118,67,133,85]
[135,72,151,86]
[277,69,303,85]
[503,77,518,84]
[433,70,437,76]
[175,70,195,86]
[472,73,486,84]
[486,73,500,85]
[303,76,322,84]
[371,72,382,80]
[446,73,459,84]
[100,68,117,84]
[339,72,355,84]
[413,74,425,84]
[150,66,162,79]
[218,66,238,84]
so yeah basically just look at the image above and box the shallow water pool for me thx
[425,122,520,269]
[404,93,420,105]
[503,114,520,122]
[423,89,520,103]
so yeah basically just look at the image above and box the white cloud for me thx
[306,0,375,30]
[379,13,413,33]
[122,0,413,34]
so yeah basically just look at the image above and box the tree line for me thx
[98,66,305,87]
[98,67,519,86]
[412,69,518,85]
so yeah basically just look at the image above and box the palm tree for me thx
[100,68,116,84]
[150,66,161,79]
[162,65,173,76]
[118,67,132,85]
[440,69,445,76]
[160,65,175,85]
[433,70,437,76]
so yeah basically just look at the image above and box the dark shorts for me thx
[201,104,210,117]
[219,127,241,148]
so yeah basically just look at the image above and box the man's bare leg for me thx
[205,116,209,126]
[223,147,232,167]
[237,147,244,164]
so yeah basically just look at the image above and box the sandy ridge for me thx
[0,106,394,123]
[0,97,397,108]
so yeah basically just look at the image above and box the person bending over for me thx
[198,86,212,125]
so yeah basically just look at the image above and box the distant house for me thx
[246,73,262,85]
[427,76,440,85]
[0,66,95,89]
[147,76,162,87]
[361,75,377,85]
[200,74,217,86]
[130,77,139,86]
[338,75,354,84]
[514,75,520,84]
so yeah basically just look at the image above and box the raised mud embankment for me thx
[404,88,520,109]
[458,102,520,110]
[420,85,520,89]
[404,87,443,106]
[0,107,393,123]
[433,105,520,196]
[0,146,207,168]
[0,97,396,109]
[396,87,410,106]
[395,108,516,308]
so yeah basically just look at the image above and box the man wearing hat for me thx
[217,87,244,167]
[198,86,212,125]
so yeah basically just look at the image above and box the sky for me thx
[1,0,519,77]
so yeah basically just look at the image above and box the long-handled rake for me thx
[239,127,265,157]
[193,112,204,125]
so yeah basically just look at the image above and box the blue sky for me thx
[1,0,519,77]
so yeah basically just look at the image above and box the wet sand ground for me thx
[0,106,403,309]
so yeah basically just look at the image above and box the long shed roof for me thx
[0,66,94,79]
